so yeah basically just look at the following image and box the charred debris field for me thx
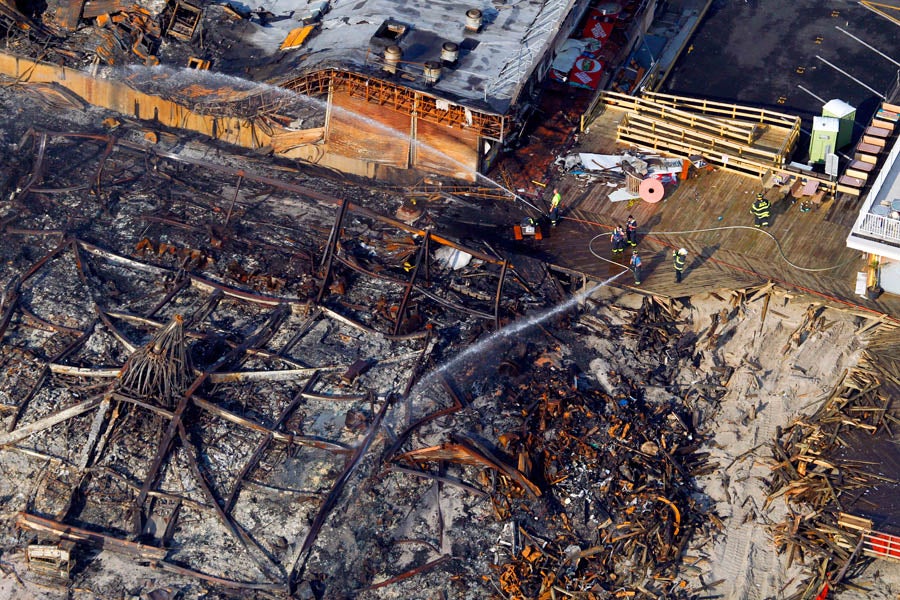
[0,92,898,600]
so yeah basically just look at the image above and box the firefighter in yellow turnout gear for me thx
[673,248,687,283]
[751,193,770,227]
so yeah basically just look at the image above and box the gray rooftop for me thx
[249,0,580,114]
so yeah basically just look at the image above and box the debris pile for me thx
[368,295,726,599]
[0,89,898,599]
[766,323,900,599]
[117,314,193,404]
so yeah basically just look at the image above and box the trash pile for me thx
[374,295,728,599]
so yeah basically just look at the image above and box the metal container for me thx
[465,8,482,32]
[441,41,459,64]
[383,45,402,73]
[423,61,442,84]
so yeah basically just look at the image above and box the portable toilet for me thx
[809,116,840,163]
[822,99,856,149]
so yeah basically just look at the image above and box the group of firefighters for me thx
[542,189,774,285]
[602,211,689,285]
[609,217,644,284]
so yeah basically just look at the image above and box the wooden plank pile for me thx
[765,322,900,599]
[596,91,842,193]
[391,295,724,598]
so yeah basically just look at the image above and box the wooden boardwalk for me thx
[518,109,900,318]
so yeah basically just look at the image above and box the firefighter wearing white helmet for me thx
[673,248,687,283]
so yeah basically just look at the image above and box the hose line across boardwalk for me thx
[581,223,859,273]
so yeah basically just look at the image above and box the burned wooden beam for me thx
[0,395,106,447]
[388,464,487,498]
[16,512,167,561]
[316,197,349,304]
[0,236,71,346]
[223,372,321,513]
[394,231,429,336]
[175,424,284,583]
[396,436,541,498]
[191,396,351,453]
[358,554,452,592]
[289,393,390,587]
[7,320,96,432]
[493,259,509,330]
[153,560,287,592]
[222,172,244,230]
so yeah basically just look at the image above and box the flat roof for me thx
[244,0,581,114]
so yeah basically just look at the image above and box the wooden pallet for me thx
[595,91,839,192]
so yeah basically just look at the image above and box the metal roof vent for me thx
[440,41,459,66]
[370,19,408,50]
[423,61,442,85]
[383,45,402,73]
[465,8,482,33]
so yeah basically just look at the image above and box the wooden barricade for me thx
[837,512,900,562]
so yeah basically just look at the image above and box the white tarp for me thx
[578,153,623,172]
[551,39,588,75]
[434,246,472,270]
[609,188,640,203]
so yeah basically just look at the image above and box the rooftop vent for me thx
[370,19,409,50]
[423,61,442,85]
[465,8,482,33]
[383,45,402,74]
[440,41,459,66]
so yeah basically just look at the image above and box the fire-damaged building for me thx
[273,0,600,181]
[0,0,655,182]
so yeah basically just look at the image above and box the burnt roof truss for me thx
[0,128,525,592]
[282,69,508,142]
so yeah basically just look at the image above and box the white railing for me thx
[851,116,900,234]
[857,212,900,243]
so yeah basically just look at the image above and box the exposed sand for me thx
[661,288,900,600]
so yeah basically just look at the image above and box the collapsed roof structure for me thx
[0,0,657,181]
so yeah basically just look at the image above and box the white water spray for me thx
[406,269,628,403]
[122,64,544,213]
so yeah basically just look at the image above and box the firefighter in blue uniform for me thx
[626,215,638,246]
[611,226,626,254]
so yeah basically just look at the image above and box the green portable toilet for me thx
[809,116,839,164]
[822,99,856,149]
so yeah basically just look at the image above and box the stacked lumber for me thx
[598,91,839,193]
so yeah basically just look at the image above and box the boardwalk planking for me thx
[518,110,900,317]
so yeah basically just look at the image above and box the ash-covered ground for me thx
[0,84,897,600]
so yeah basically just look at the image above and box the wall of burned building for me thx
[0,52,253,144]
[323,88,480,182]
[0,51,327,162]
[0,50,486,183]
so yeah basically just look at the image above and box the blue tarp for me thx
[631,34,667,70]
